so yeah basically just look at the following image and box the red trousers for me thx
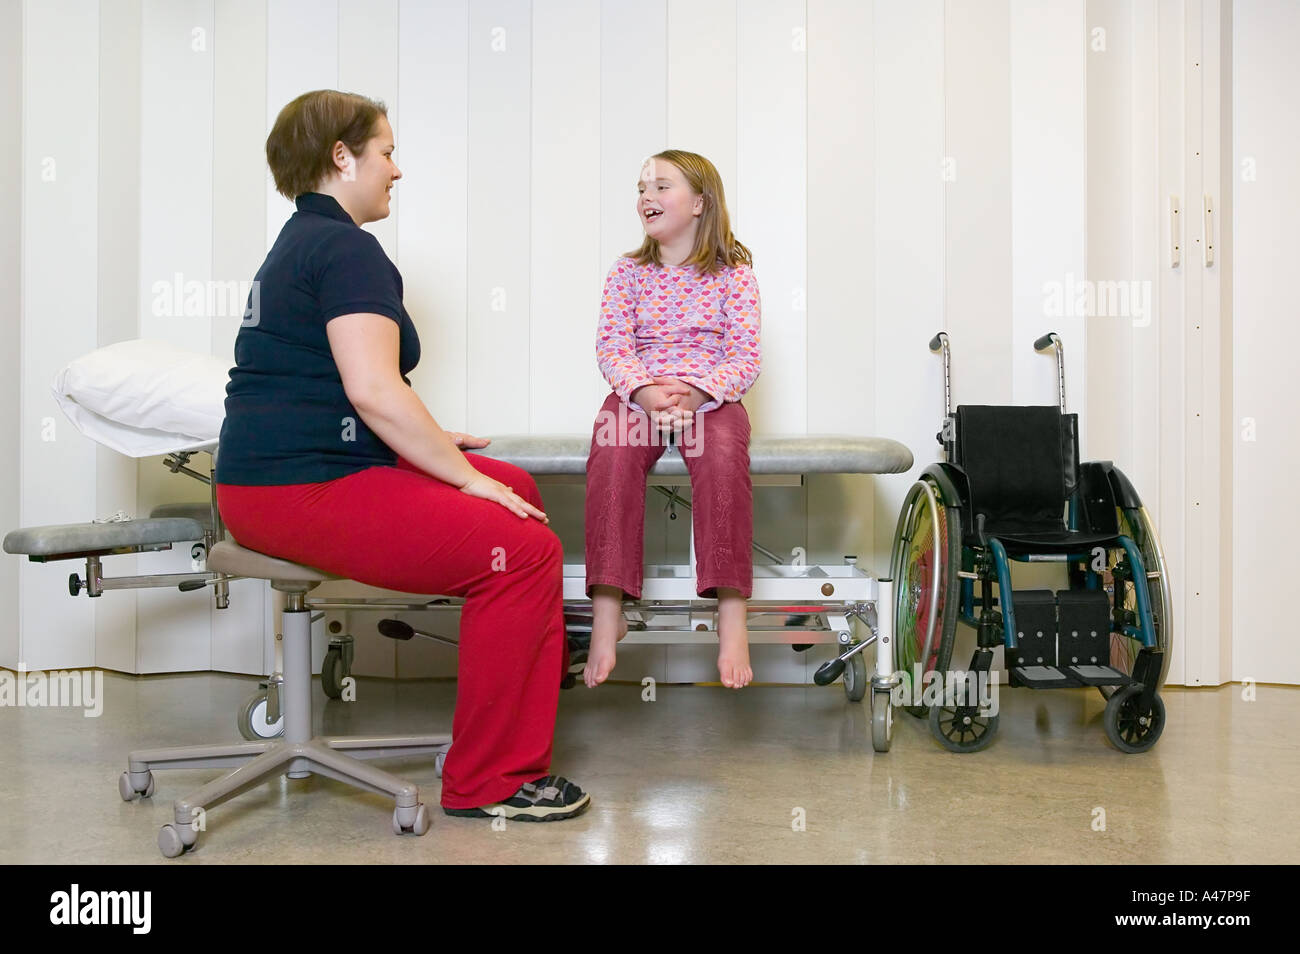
[215,453,564,810]
[585,391,753,599]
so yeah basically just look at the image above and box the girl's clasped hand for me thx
[636,376,710,432]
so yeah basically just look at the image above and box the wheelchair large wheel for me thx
[891,477,961,717]
[1099,506,1171,700]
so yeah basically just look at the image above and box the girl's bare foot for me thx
[716,590,753,688]
[584,587,627,688]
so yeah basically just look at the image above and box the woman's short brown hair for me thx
[266,90,388,200]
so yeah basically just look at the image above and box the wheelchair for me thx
[889,331,1171,753]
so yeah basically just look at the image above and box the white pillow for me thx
[51,339,230,458]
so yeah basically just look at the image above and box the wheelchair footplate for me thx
[1006,588,1131,690]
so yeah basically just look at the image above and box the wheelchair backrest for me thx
[953,406,1076,535]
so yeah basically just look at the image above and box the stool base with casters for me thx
[118,539,451,857]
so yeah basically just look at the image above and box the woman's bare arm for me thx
[326,313,545,521]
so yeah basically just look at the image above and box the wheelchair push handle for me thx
[1033,332,1067,412]
[929,331,952,421]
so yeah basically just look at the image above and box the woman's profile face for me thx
[335,114,402,223]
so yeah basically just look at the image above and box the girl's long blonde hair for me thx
[624,149,752,275]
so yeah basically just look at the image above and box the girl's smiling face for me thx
[637,158,703,245]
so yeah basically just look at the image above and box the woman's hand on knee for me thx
[458,473,549,523]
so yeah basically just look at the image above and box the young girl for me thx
[583,149,761,690]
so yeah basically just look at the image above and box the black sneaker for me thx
[444,775,591,822]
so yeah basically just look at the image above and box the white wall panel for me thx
[209,0,268,674]
[20,0,100,670]
[1085,0,1135,467]
[138,0,214,354]
[806,0,876,572]
[1129,0,1162,521]
[1231,0,1294,681]
[599,0,666,270]
[95,0,144,675]
[736,0,807,436]
[946,0,1012,407]
[872,0,945,563]
[211,0,267,369]
[466,0,531,434]
[530,0,604,434]
[1010,0,1087,424]
[667,0,737,202]
[1156,0,1187,686]
[339,0,399,258]
[265,0,338,249]
[397,0,469,430]
[134,0,216,673]
[0,0,23,671]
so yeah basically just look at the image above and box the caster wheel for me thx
[158,824,195,858]
[870,688,893,752]
[929,701,998,753]
[842,652,867,702]
[238,691,283,741]
[393,803,430,836]
[119,771,155,800]
[435,750,447,778]
[1103,686,1165,753]
[322,648,348,700]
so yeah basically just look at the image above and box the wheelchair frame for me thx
[889,331,1171,754]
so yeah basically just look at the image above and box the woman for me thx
[215,89,589,821]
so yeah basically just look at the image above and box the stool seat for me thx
[207,539,338,585]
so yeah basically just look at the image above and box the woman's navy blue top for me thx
[216,192,420,485]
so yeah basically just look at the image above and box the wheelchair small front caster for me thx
[842,652,867,702]
[870,687,893,752]
[1103,685,1165,753]
[118,770,155,800]
[929,702,998,753]
[158,824,197,858]
[237,690,284,741]
[392,803,430,836]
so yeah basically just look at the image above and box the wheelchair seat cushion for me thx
[984,526,1122,554]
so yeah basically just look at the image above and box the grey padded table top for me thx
[2,435,912,559]
[474,434,913,477]
[3,517,206,558]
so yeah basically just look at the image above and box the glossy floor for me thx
[0,673,1293,863]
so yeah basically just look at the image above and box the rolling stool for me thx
[119,538,451,857]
